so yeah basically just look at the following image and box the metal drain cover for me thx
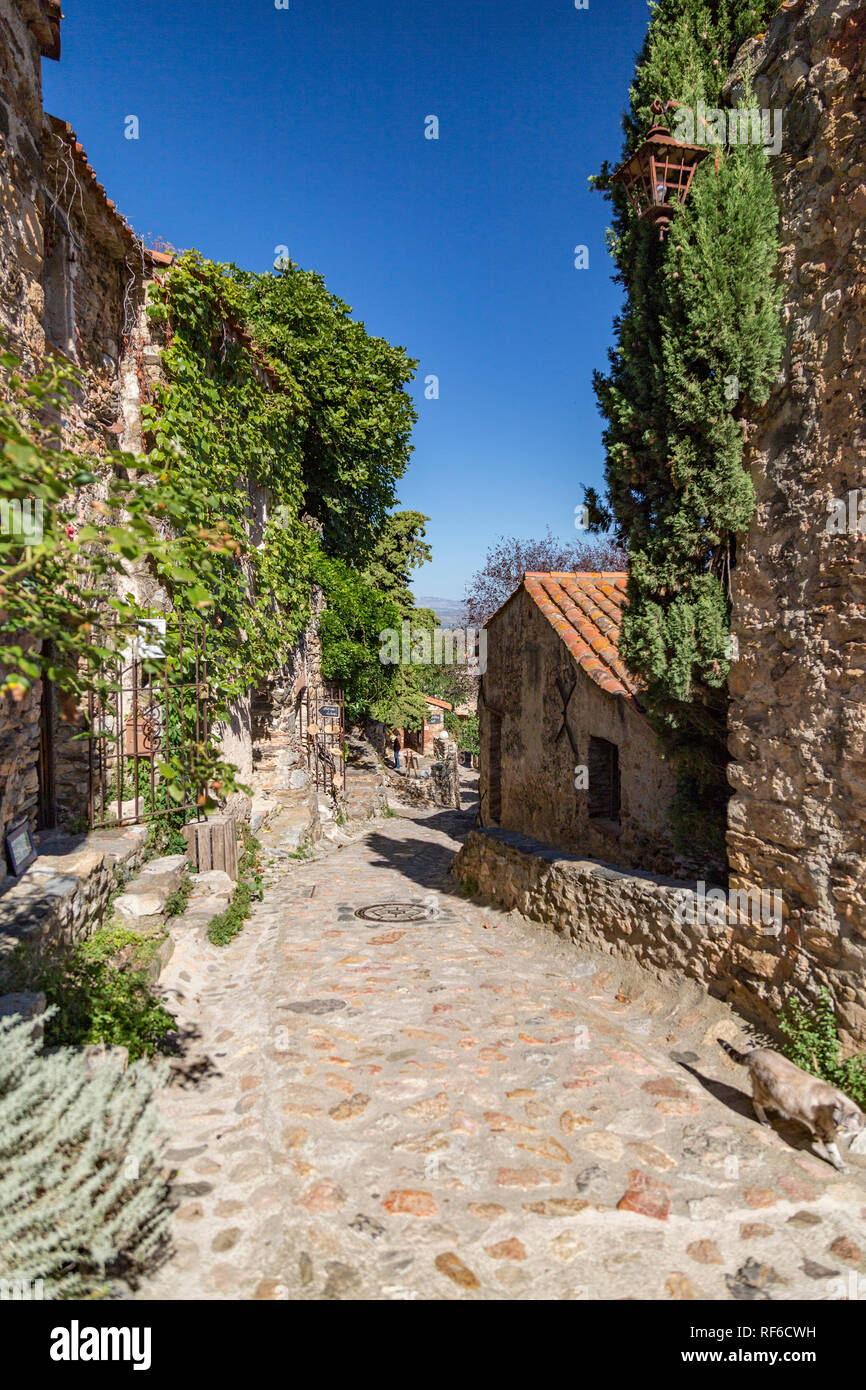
[355,902,430,923]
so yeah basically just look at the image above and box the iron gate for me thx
[298,682,344,798]
[87,610,210,829]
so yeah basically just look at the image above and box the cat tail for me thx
[718,1037,751,1065]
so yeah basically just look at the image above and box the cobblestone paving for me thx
[138,793,866,1301]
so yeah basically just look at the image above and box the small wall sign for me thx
[5,818,37,876]
[427,712,443,724]
[320,704,340,720]
[136,616,166,661]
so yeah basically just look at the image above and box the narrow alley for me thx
[138,786,866,1301]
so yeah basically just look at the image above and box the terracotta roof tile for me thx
[521,571,641,705]
[45,116,139,247]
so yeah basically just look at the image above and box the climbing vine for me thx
[143,252,318,711]
[0,347,243,807]
[144,252,432,730]
[588,0,784,862]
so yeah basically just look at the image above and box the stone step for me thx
[113,854,189,924]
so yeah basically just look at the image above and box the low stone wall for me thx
[451,828,792,1037]
[0,675,42,844]
[0,824,149,956]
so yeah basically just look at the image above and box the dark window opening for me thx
[42,214,76,356]
[487,713,502,823]
[587,736,620,823]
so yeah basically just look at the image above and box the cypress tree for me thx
[589,0,783,865]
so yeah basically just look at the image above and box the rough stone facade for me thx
[0,0,154,848]
[480,576,681,876]
[0,822,149,957]
[0,0,331,869]
[452,827,733,1000]
[725,0,866,1044]
[250,585,329,799]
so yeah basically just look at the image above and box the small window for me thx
[42,214,76,356]
[588,736,620,823]
[487,712,502,823]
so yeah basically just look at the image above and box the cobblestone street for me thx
[138,786,866,1301]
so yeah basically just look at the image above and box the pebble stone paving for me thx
[137,779,866,1301]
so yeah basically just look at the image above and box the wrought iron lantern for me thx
[611,100,709,240]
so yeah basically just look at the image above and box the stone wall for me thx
[0,681,41,840]
[725,0,866,1045]
[0,0,55,368]
[250,584,329,800]
[480,586,682,876]
[451,827,764,1014]
[0,822,149,957]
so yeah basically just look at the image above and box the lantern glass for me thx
[611,123,709,238]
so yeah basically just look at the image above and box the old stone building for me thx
[479,572,679,874]
[403,694,452,758]
[0,0,150,843]
[0,0,333,868]
[724,0,866,1043]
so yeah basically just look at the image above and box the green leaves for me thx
[234,259,418,565]
[591,0,784,861]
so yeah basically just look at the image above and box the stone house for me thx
[479,571,679,874]
[403,695,452,758]
[0,0,331,871]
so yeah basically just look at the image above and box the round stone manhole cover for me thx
[355,902,429,923]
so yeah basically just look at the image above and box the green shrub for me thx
[0,1012,170,1298]
[0,936,175,1062]
[207,831,263,947]
[779,988,866,1109]
[164,876,192,919]
[459,877,479,898]
[146,816,192,859]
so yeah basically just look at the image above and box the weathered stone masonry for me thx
[0,0,331,873]
[725,0,866,1045]
[452,828,726,994]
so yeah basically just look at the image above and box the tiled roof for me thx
[522,572,640,703]
[423,696,452,711]
[45,116,140,248]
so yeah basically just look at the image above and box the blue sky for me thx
[43,0,651,600]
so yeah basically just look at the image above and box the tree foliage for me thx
[462,528,627,628]
[363,509,432,611]
[147,254,431,732]
[233,260,418,565]
[589,0,784,860]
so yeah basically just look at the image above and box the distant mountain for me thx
[413,595,466,627]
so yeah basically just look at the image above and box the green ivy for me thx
[0,347,244,808]
[779,989,866,1110]
[143,252,316,712]
[144,252,432,731]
